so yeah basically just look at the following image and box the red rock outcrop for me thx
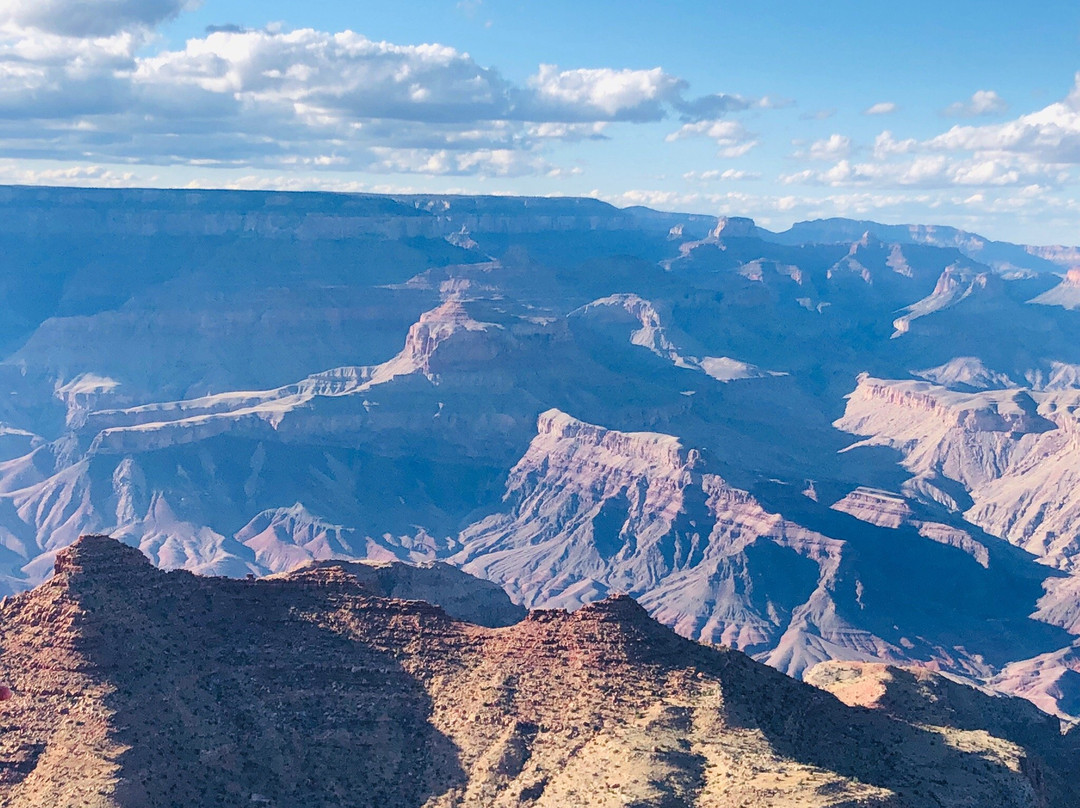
[1,535,1078,807]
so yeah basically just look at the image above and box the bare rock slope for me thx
[457,409,1070,686]
[1,536,1079,808]
[837,375,1080,569]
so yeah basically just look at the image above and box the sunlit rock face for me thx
[2,186,1080,717]
[836,375,1080,570]
[1029,267,1080,311]
[2,535,1077,808]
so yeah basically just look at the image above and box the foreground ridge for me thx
[0,535,1077,807]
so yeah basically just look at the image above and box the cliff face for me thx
[1,535,1078,808]
[456,409,834,655]
[836,375,1080,570]
[456,411,1069,687]
[0,188,644,241]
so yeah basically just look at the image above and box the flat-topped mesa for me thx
[534,409,701,472]
[831,487,914,529]
[53,534,156,583]
[848,375,1056,435]
[709,215,758,239]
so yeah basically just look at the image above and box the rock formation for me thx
[0,186,1079,718]
[2,535,1078,807]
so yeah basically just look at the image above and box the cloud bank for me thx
[0,1,765,177]
[781,76,1080,195]
[0,0,199,37]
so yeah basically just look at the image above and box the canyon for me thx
[0,186,1078,719]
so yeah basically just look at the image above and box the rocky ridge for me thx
[1,535,1079,807]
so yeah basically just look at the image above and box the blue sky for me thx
[1,0,1079,243]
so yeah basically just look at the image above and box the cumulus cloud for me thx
[525,122,608,140]
[865,101,898,115]
[0,161,143,186]
[944,89,1007,117]
[873,131,918,159]
[367,147,561,177]
[782,76,1080,197]
[132,30,520,126]
[666,120,758,157]
[781,154,1059,189]
[0,16,772,178]
[796,133,851,161]
[525,64,684,121]
[927,81,1080,164]
[0,0,200,37]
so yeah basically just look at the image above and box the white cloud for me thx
[799,133,851,160]
[522,66,768,124]
[134,30,518,125]
[782,77,1080,196]
[781,154,1056,189]
[525,122,608,140]
[684,168,761,182]
[0,0,199,37]
[865,101,898,116]
[665,119,758,157]
[873,131,918,159]
[595,188,708,209]
[0,17,773,178]
[368,147,560,177]
[927,79,1080,164]
[526,64,684,121]
[718,142,757,158]
[0,161,143,186]
[944,89,1007,117]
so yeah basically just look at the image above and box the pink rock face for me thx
[1067,267,1080,286]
